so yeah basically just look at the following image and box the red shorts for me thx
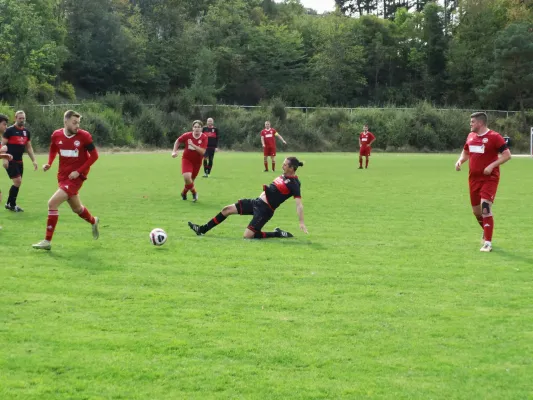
[182,158,202,180]
[263,146,276,157]
[360,146,371,156]
[469,178,499,206]
[58,177,85,198]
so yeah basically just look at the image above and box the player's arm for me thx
[275,133,287,145]
[294,197,308,234]
[358,135,362,147]
[69,143,99,179]
[172,134,186,157]
[188,139,207,156]
[369,134,376,146]
[25,141,38,170]
[261,134,265,148]
[484,147,511,175]
[215,128,219,150]
[43,138,59,171]
[455,149,469,171]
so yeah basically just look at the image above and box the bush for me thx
[122,94,143,118]
[57,82,76,101]
[102,92,123,112]
[133,108,167,147]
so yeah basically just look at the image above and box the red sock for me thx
[183,183,194,195]
[359,157,363,168]
[78,206,95,224]
[45,210,59,241]
[483,216,494,242]
[272,161,276,171]
[264,161,268,171]
[365,158,369,168]
[189,184,197,195]
[475,214,483,228]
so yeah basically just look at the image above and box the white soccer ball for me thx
[150,228,167,246]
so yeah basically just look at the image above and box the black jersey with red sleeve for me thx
[263,175,301,210]
[3,125,31,162]
[202,126,219,148]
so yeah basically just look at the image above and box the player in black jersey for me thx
[188,156,308,238]
[0,114,14,229]
[2,111,38,212]
[202,118,219,177]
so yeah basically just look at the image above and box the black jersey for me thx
[202,126,219,148]
[263,175,301,210]
[3,125,31,162]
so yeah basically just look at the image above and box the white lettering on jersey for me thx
[469,145,485,154]
[265,134,273,138]
[188,144,196,150]
[58,141,63,144]
[362,138,368,142]
[60,149,79,157]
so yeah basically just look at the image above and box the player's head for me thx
[15,110,26,127]
[192,120,203,134]
[64,110,82,134]
[265,121,271,129]
[207,118,214,126]
[363,124,368,132]
[0,114,8,134]
[283,157,304,174]
[470,112,488,133]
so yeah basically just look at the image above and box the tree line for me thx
[0,0,532,111]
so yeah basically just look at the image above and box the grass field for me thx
[1,152,532,399]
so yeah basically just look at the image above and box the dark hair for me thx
[471,112,488,124]
[287,156,304,170]
[0,114,8,124]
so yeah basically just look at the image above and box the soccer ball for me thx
[150,228,167,246]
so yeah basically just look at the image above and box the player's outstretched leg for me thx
[248,228,293,239]
[480,199,494,252]
[33,209,58,250]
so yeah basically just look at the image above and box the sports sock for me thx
[272,161,276,171]
[253,231,278,239]
[7,185,20,206]
[78,206,95,224]
[182,183,194,195]
[204,212,227,232]
[359,157,363,168]
[203,159,208,174]
[483,216,494,242]
[45,210,59,241]
[365,158,369,168]
[264,161,268,171]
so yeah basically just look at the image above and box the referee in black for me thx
[2,110,38,212]
[202,117,219,177]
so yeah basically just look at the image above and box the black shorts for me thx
[235,198,274,233]
[204,147,216,158]
[5,161,23,179]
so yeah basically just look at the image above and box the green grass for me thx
[1,152,532,399]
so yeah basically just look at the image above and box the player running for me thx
[188,157,307,239]
[202,117,219,177]
[358,124,375,169]
[455,112,511,252]
[2,110,38,212]
[33,110,100,250]
[261,121,287,172]
[172,120,208,202]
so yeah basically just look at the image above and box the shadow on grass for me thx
[495,248,533,266]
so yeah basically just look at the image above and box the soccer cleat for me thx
[32,239,52,250]
[192,193,198,202]
[275,227,294,238]
[5,204,13,211]
[188,221,204,236]
[480,242,492,252]
[181,193,187,201]
[92,216,100,240]
[12,205,24,212]
[263,169,269,172]
[203,173,208,178]
[358,167,363,169]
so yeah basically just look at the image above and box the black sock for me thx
[203,160,208,173]
[8,185,19,206]
[253,231,279,239]
[204,212,227,232]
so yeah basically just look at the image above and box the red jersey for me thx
[463,130,507,179]
[261,128,278,147]
[48,129,97,181]
[178,132,208,164]
[359,132,375,148]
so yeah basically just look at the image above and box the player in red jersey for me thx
[172,120,208,202]
[2,111,38,212]
[188,157,307,239]
[261,121,287,172]
[455,112,511,252]
[32,110,100,250]
[358,124,376,169]
[0,114,13,231]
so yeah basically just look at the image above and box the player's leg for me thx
[263,154,269,171]
[469,181,484,235]
[33,188,69,249]
[5,162,23,211]
[358,150,363,169]
[181,171,194,200]
[190,165,201,202]
[208,151,215,175]
[203,153,209,177]
[67,194,99,239]
[365,152,370,168]
[243,200,286,239]
[271,154,276,172]
[189,202,241,235]
[479,198,493,252]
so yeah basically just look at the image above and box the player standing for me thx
[358,124,375,169]
[32,110,100,250]
[0,114,13,231]
[188,157,307,239]
[455,112,511,252]
[261,121,287,172]
[202,117,219,177]
[2,110,38,212]
[172,120,208,202]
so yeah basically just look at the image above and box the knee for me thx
[221,205,233,216]
[481,201,492,217]
[243,230,255,239]
[13,178,22,186]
